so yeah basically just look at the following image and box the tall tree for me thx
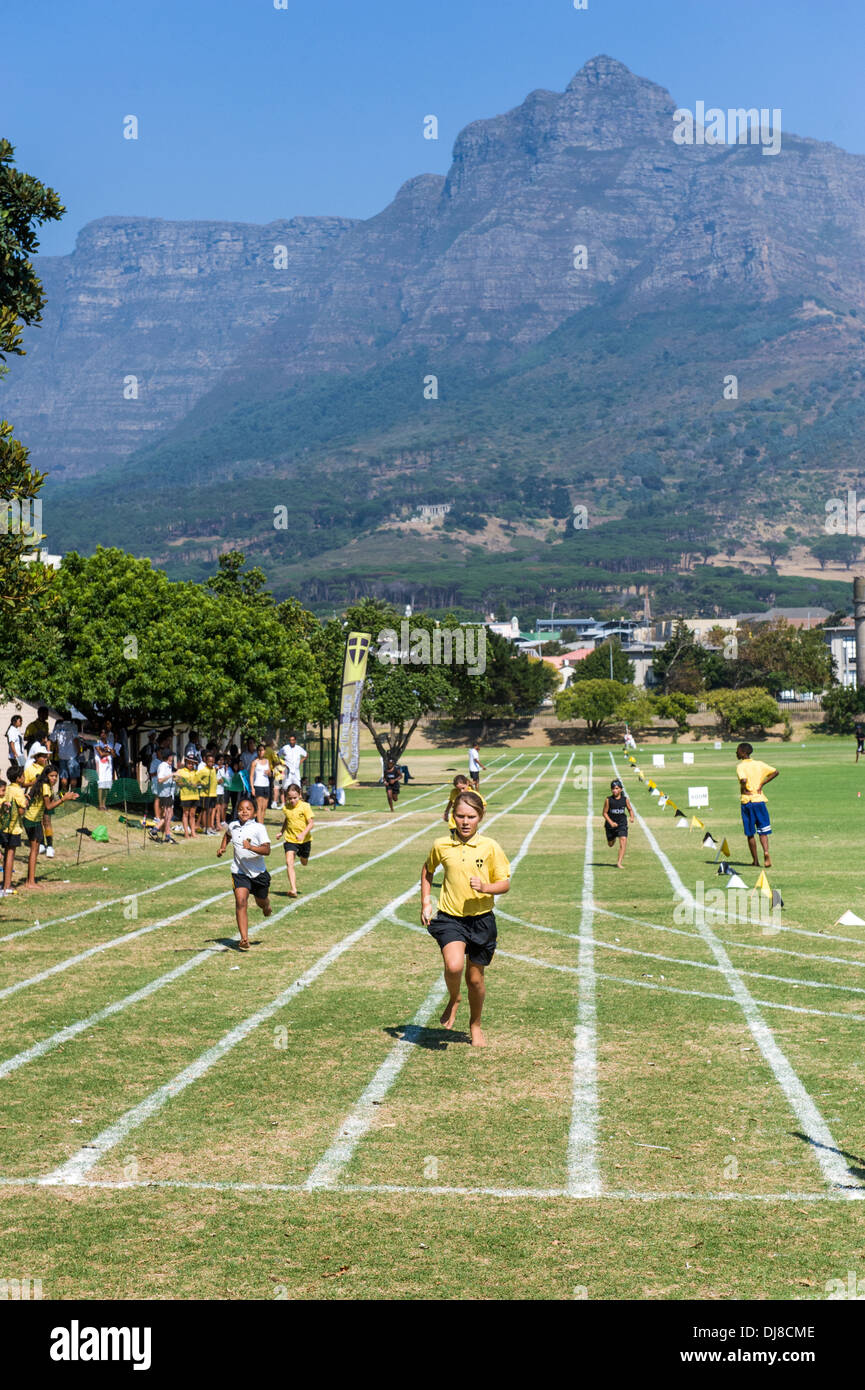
[570,638,634,685]
[0,140,65,692]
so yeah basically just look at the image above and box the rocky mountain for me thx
[5,56,865,615]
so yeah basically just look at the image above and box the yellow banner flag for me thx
[336,632,372,789]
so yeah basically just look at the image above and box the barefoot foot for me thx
[440,996,460,1029]
[470,1022,486,1047]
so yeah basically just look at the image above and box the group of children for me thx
[0,744,79,894]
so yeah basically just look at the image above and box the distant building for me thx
[417,503,451,520]
[734,606,831,630]
[823,618,856,688]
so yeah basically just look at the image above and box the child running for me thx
[736,742,779,868]
[602,778,634,868]
[421,789,511,1047]
[216,795,272,950]
[279,781,314,898]
[383,758,401,812]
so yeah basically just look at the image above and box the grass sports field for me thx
[2,739,865,1302]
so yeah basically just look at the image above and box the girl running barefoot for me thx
[280,781,314,897]
[217,796,272,950]
[420,790,510,1047]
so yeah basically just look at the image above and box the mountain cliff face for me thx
[7,55,865,484]
[5,56,865,616]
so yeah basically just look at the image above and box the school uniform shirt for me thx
[425,833,511,918]
[445,789,486,828]
[176,768,201,802]
[7,728,24,762]
[22,764,47,824]
[279,745,306,783]
[0,784,28,835]
[228,820,270,877]
[156,761,177,798]
[216,766,229,795]
[200,766,218,798]
[282,800,314,843]
[736,758,776,803]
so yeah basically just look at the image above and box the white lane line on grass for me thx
[303,754,570,1190]
[304,978,448,1191]
[5,1173,862,1202]
[613,753,864,1194]
[0,758,537,1081]
[497,910,865,999]
[32,756,556,1176]
[39,882,424,1187]
[567,751,600,1198]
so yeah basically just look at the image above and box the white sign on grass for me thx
[652,754,665,767]
[682,752,694,764]
[714,741,723,750]
[688,786,710,808]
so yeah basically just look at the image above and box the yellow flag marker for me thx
[667,802,678,815]
[647,779,656,790]
[754,869,772,899]
[720,838,731,858]
[690,816,704,831]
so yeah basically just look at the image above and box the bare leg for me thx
[234,886,250,945]
[3,846,14,891]
[617,834,628,868]
[253,892,272,918]
[746,834,759,866]
[256,795,267,825]
[285,850,298,896]
[25,837,40,888]
[465,959,487,1046]
[759,833,772,868]
[440,940,465,1027]
[161,803,172,839]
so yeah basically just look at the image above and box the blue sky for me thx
[5,0,863,257]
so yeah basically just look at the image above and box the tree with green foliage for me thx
[555,679,626,738]
[711,619,835,695]
[652,691,698,738]
[821,684,865,735]
[651,620,717,695]
[12,548,327,737]
[810,535,862,570]
[705,687,780,740]
[570,639,634,685]
[615,685,656,733]
[448,631,558,731]
[0,140,65,692]
[206,550,271,606]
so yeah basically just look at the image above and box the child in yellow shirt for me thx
[280,782,314,898]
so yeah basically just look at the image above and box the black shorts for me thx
[427,910,497,966]
[231,870,271,899]
[385,782,400,797]
[284,840,311,863]
[158,794,174,807]
[605,824,628,845]
[858,738,864,753]
[201,796,215,810]
[0,831,21,850]
[23,822,44,845]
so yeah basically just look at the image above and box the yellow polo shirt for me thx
[282,801,314,843]
[736,758,776,804]
[176,768,201,802]
[0,784,28,835]
[425,833,510,918]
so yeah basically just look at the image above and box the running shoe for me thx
[164,835,177,844]
[45,846,55,858]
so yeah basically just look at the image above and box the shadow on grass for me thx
[792,1132,865,1185]
[384,1022,471,1050]
[204,935,262,951]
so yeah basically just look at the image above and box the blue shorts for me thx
[741,801,771,837]
[58,758,80,779]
